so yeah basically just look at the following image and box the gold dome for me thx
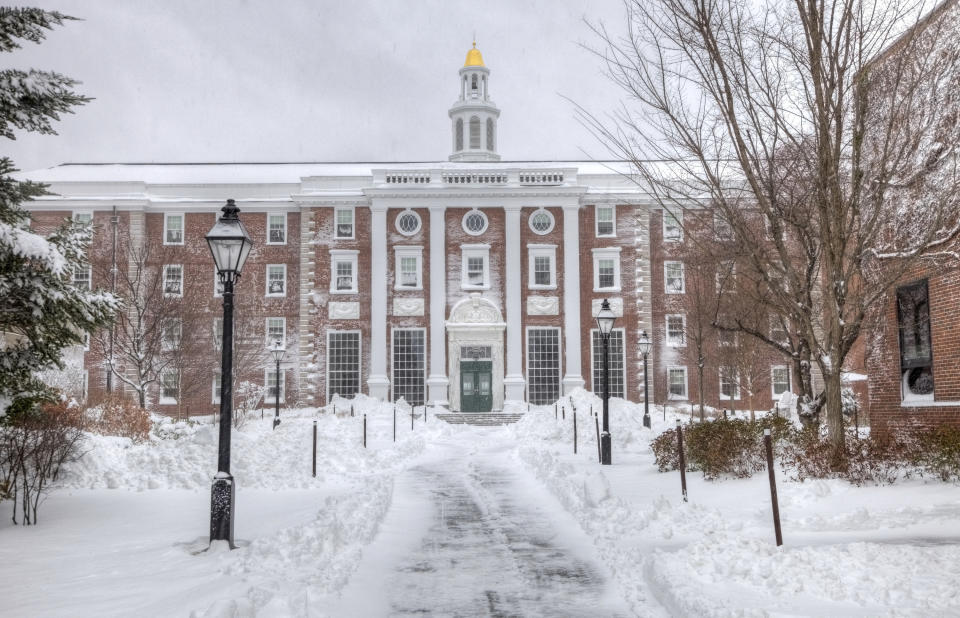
[464,41,485,67]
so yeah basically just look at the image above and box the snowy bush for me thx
[83,393,150,443]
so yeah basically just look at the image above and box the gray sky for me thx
[2,0,630,172]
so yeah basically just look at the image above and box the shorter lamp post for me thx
[596,299,616,465]
[206,198,253,548]
[639,330,652,428]
[270,341,285,430]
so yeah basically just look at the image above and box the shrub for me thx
[651,428,680,472]
[912,426,960,482]
[85,393,151,443]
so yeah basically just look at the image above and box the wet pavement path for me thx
[334,436,632,617]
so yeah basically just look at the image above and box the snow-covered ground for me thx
[1,392,958,617]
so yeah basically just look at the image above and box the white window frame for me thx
[163,264,183,298]
[267,212,287,245]
[715,212,733,241]
[717,260,736,293]
[595,205,616,237]
[265,263,287,297]
[73,263,92,291]
[666,314,686,347]
[159,369,179,405]
[770,315,788,344]
[163,213,184,246]
[265,367,286,404]
[395,209,422,236]
[213,270,224,297]
[589,328,627,398]
[394,246,424,290]
[667,366,688,400]
[526,326,563,405]
[82,370,89,402]
[212,372,221,404]
[390,327,427,406]
[527,244,557,290]
[83,332,90,351]
[664,261,685,294]
[528,208,555,235]
[461,244,491,290]
[72,210,93,225]
[592,247,622,292]
[327,330,362,403]
[161,317,182,352]
[662,209,683,242]
[461,209,489,236]
[771,365,791,398]
[266,317,286,348]
[329,250,359,294]
[719,367,740,401]
[334,207,355,239]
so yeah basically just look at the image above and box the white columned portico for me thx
[503,205,525,402]
[367,204,390,399]
[562,204,585,393]
[426,205,450,407]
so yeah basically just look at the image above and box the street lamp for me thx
[270,340,285,430]
[638,330,652,428]
[205,198,252,548]
[595,299,616,465]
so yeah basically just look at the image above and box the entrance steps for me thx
[435,413,524,426]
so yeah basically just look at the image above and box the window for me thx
[469,116,481,149]
[159,369,178,405]
[214,270,224,297]
[266,264,286,296]
[471,74,478,91]
[719,367,740,400]
[72,211,93,225]
[267,213,286,244]
[328,331,361,402]
[82,370,88,402]
[717,260,736,293]
[329,250,359,294]
[663,210,682,242]
[392,329,425,406]
[163,264,183,297]
[212,317,222,351]
[528,245,557,289]
[334,208,354,239]
[212,373,221,404]
[771,366,791,397]
[461,245,490,289]
[73,263,91,290]
[897,280,934,401]
[591,329,625,398]
[770,316,788,343]
[462,209,488,235]
[528,208,555,235]
[394,246,423,290]
[592,247,622,291]
[596,205,615,237]
[527,328,561,405]
[486,118,494,150]
[455,119,464,151]
[668,367,688,399]
[664,261,685,294]
[161,318,181,352]
[266,317,285,347]
[164,214,184,245]
[666,314,686,347]
[715,212,733,240]
[266,368,285,404]
[718,330,737,347]
[83,332,89,351]
[396,210,422,236]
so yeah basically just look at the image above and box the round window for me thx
[529,209,555,234]
[462,209,488,235]
[396,210,421,236]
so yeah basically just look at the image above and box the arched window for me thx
[486,118,494,151]
[471,74,478,91]
[469,116,481,149]
[455,118,463,151]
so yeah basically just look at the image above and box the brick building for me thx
[22,44,795,415]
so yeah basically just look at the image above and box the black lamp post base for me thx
[643,414,651,429]
[273,417,281,429]
[601,432,612,465]
[210,473,235,548]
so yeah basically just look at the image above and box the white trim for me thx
[589,327,627,397]
[159,368,179,405]
[329,250,359,294]
[326,329,362,404]
[163,213,184,245]
[395,209,422,236]
[82,369,89,402]
[72,210,94,224]
[393,246,424,290]
[900,400,960,408]
[162,264,183,298]
[266,212,287,245]
[527,244,557,290]
[528,208,555,235]
[212,372,221,404]
[161,317,182,352]
[265,263,287,297]
[461,244,491,290]
[714,212,733,240]
[592,247,622,292]
[390,327,427,404]
[73,262,92,291]
[525,326,563,403]
[719,367,740,400]
[461,209,489,236]
[595,204,616,237]
[334,207,355,239]
[667,365,688,400]
[665,313,686,347]
[664,260,685,294]
[662,208,682,242]
[265,367,286,404]
[213,269,223,298]
[771,365,791,398]
[265,316,286,347]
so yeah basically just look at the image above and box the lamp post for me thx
[639,330,652,428]
[595,299,616,465]
[270,341,285,430]
[205,198,252,548]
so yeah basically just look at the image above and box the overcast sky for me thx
[2,0,632,172]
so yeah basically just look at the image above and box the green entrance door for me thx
[460,360,493,412]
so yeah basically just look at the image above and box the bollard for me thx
[573,411,578,454]
[764,429,783,546]
[393,404,396,443]
[854,407,859,435]
[555,403,558,419]
[723,409,728,419]
[411,407,414,431]
[351,404,354,418]
[312,420,317,478]
[676,419,687,502]
[363,414,367,449]
[424,405,427,424]
[595,414,601,463]
[562,405,565,421]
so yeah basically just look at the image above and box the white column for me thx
[562,204,585,393]
[426,205,450,407]
[503,205,525,402]
[367,204,389,399]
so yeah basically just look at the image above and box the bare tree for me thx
[582,0,960,454]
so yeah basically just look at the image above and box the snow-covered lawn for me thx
[0,392,958,616]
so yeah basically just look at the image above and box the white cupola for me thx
[448,41,501,162]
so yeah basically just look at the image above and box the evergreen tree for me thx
[0,8,119,416]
